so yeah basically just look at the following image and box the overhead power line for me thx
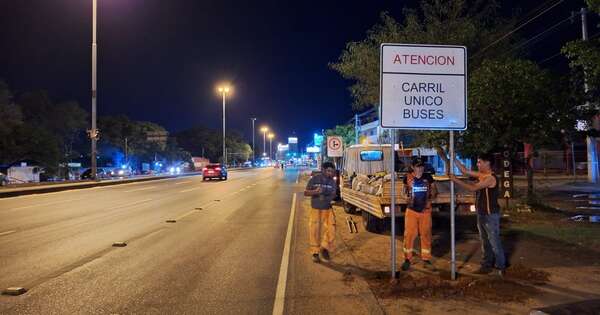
[502,15,573,57]
[471,0,565,59]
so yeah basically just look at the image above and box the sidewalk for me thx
[284,196,384,315]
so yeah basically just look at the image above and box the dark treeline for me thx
[0,81,252,178]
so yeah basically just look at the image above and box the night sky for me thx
[0,0,592,148]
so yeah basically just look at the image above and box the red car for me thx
[202,164,228,180]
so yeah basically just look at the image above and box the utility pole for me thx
[124,137,128,165]
[581,7,599,183]
[90,0,98,179]
[354,113,359,144]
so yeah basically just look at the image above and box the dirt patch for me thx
[365,270,541,303]
[506,263,550,284]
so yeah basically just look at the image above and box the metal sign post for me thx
[390,129,397,279]
[450,131,456,280]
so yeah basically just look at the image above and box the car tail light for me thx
[215,167,221,171]
[202,167,207,171]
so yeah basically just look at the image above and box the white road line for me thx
[124,186,157,193]
[272,193,297,315]
[113,199,154,209]
[7,198,83,211]
[175,209,200,221]
[0,230,16,237]
[174,181,192,185]
[179,186,203,193]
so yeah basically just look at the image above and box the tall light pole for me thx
[218,85,230,165]
[261,126,269,157]
[251,118,256,164]
[89,0,99,179]
[268,133,274,160]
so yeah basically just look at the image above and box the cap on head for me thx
[412,157,425,168]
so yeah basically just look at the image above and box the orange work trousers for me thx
[403,208,432,261]
[309,208,336,255]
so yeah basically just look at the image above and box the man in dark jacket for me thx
[304,162,337,263]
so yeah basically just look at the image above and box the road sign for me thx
[380,43,467,130]
[327,136,343,157]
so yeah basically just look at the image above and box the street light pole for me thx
[260,127,268,157]
[268,133,274,160]
[251,118,256,164]
[222,90,226,166]
[90,0,98,179]
[218,86,230,166]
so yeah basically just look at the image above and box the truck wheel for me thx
[362,211,383,234]
[343,201,357,214]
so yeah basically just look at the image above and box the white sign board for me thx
[327,136,343,157]
[380,44,467,130]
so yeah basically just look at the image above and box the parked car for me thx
[110,167,133,178]
[80,168,110,180]
[202,163,227,180]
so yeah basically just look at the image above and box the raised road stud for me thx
[2,287,27,296]
[112,242,127,247]
[166,219,176,223]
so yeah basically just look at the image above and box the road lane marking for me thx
[7,198,83,211]
[175,209,201,221]
[113,199,154,209]
[272,193,297,315]
[0,230,16,237]
[174,181,192,185]
[124,186,157,193]
[179,186,203,193]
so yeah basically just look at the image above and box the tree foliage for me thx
[330,0,510,110]
[175,127,252,164]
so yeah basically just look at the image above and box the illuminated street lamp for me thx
[260,126,269,157]
[218,85,231,165]
[268,133,275,160]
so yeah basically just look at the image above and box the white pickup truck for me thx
[340,144,476,233]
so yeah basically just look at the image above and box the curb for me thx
[0,173,200,198]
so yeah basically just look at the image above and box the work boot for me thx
[320,248,331,262]
[490,269,505,278]
[423,260,436,271]
[474,266,493,275]
[311,253,320,263]
[401,259,411,271]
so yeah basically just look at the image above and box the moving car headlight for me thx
[118,170,124,175]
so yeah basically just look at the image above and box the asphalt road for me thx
[0,167,305,314]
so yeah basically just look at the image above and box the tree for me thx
[175,127,252,164]
[330,0,511,110]
[0,81,23,164]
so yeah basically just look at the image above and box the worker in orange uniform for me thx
[402,158,437,271]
